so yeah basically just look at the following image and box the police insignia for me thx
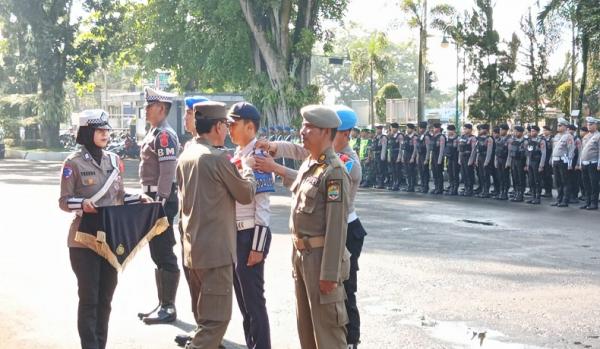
[159,131,169,147]
[326,179,342,202]
[116,244,125,256]
[62,164,73,179]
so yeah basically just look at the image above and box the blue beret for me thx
[276,126,283,131]
[284,126,291,132]
[269,126,275,131]
[333,105,357,131]
[185,96,209,110]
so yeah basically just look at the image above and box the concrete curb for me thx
[5,148,70,161]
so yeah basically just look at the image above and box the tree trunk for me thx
[570,19,577,119]
[417,0,427,123]
[577,32,589,125]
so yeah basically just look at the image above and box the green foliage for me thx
[553,81,578,115]
[0,94,37,140]
[375,83,402,122]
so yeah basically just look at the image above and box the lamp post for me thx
[441,35,460,128]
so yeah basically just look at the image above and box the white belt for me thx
[236,219,255,231]
[348,211,358,223]
[582,161,598,165]
[552,156,562,161]
[142,185,158,193]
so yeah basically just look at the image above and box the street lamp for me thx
[441,34,460,129]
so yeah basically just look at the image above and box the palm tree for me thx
[349,32,391,126]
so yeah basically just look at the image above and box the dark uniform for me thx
[402,126,418,192]
[444,130,459,195]
[525,130,547,204]
[430,126,446,194]
[475,126,494,198]
[138,87,180,324]
[416,122,431,193]
[507,132,527,202]
[542,128,554,197]
[458,127,476,196]
[388,126,402,191]
[372,127,388,189]
[494,130,511,200]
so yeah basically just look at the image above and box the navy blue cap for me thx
[463,123,473,130]
[185,96,209,110]
[407,123,416,129]
[228,102,261,122]
[514,125,525,132]
[530,125,540,131]
[500,124,509,130]
[418,121,428,129]
[447,125,456,131]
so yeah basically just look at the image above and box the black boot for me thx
[142,269,180,325]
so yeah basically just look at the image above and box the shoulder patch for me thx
[155,130,177,161]
[62,164,73,179]
[326,179,342,202]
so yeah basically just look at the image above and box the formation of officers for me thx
[353,117,600,209]
[60,86,366,349]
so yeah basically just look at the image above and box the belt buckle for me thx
[302,236,312,254]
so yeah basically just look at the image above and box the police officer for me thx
[416,121,431,193]
[358,128,371,187]
[542,125,554,197]
[388,122,403,191]
[458,124,477,196]
[430,122,446,194]
[137,87,181,324]
[402,123,418,192]
[372,124,388,189]
[551,118,576,207]
[349,127,361,155]
[578,117,600,210]
[507,126,527,202]
[475,124,494,198]
[494,124,511,200]
[568,124,583,203]
[525,126,546,204]
[444,125,459,195]
[59,110,143,349]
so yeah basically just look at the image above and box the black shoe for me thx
[557,203,568,207]
[175,334,192,347]
[580,204,589,209]
[587,205,598,210]
[550,202,559,207]
[141,269,180,325]
[526,199,535,204]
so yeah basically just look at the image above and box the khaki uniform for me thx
[59,147,134,248]
[284,147,351,349]
[177,137,256,348]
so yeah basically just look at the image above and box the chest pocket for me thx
[296,181,320,214]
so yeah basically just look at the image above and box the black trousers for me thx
[233,228,272,349]
[446,157,459,191]
[418,158,430,191]
[543,162,553,193]
[568,168,582,199]
[404,160,417,190]
[390,152,401,189]
[431,159,444,191]
[582,164,600,206]
[528,161,543,195]
[147,190,179,273]
[374,155,387,187]
[344,219,367,345]
[553,161,569,204]
[511,158,527,194]
[496,158,510,193]
[70,247,118,349]
[459,154,474,193]
[477,157,492,195]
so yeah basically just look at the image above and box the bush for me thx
[375,83,402,123]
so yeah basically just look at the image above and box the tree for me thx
[349,32,391,125]
[375,83,402,123]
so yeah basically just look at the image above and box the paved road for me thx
[1,158,599,349]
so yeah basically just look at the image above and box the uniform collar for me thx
[80,147,107,169]
[235,138,256,157]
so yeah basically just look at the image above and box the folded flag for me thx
[75,203,169,271]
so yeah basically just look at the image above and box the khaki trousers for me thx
[293,248,348,349]
[188,264,233,349]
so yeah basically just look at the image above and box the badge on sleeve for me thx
[62,164,73,179]
[326,179,342,202]
[155,130,177,161]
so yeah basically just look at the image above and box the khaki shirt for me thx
[177,138,256,269]
[551,132,575,162]
[140,120,179,200]
[59,148,132,248]
[286,147,350,282]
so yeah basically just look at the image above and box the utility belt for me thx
[348,211,358,223]
[293,235,325,251]
[142,183,178,203]
[582,160,599,166]
[236,218,255,231]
